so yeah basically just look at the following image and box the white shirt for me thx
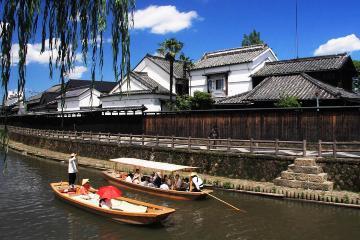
[192,176,203,191]
[68,157,78,173]
[160,184,170,190]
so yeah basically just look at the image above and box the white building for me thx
[190,44,277,99]
[56,80,117,111]
[100,54,187,112]
[100,71,171,112]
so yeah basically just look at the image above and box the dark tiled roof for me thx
[217,73,360,104]
[56,88,89,99]
[192,44,269,70]
[252,53,349,77]
[146,54,186,79]
[66,79,117,93]
[131,71,169,93]
[27,93,43,104]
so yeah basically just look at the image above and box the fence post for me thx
[227,138,231,151]
[90,131,92,141]
[302,139,307,157]
[129,133,133,145]
[142,134,145,146]
[318,140,322,157]
[171,135,174,149]
[207,137,211,150]
[250,138,254,153]
[275,139,279,156]
[332,141,337,158]
[108,133,110,143]
[156,135,159,147]
[188,136,191,151]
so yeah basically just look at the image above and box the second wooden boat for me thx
[103,158,213,201]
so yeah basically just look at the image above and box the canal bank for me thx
[8,138,360,209]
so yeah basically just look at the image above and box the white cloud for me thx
[314,34,360,56]
[66,66,88,79]
[133,5,199,34]
[10,39,85,66]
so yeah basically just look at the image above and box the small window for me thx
[216,79,224,90]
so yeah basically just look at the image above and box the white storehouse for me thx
[100,54,187,112]
[101,71,171,112]
[56,80,117,111]
[190,44,277,99]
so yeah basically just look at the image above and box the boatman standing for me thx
[68,153,78,190]
[189,172,203,192]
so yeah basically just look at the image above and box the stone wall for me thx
[9,132,360,192]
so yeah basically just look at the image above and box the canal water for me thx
[0,151,359,240]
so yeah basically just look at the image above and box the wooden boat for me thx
[50,182,175,225]
[103,158,213,201]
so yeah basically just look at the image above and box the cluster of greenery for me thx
[157,38,192,102]
[274,95,301,108]
[166,91,214,111]
[242,29,264,46]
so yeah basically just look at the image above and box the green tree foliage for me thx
[166,91,214,111]
[0,0,135,169]
[242,29,264,46]
[274,95,301,108]
[190,91,214,110]
[157,38,184,102]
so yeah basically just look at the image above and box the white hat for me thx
[70,153,76,157]
[82,179,90,185]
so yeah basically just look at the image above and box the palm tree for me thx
[179,53,194,95]
[157,38,184,102]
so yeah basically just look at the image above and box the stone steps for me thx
[281,171,327,183]
[274,178,333,191]
[274,157,333,191]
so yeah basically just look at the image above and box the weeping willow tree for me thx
[0,0,135,171]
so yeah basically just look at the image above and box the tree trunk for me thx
[169,59,174,102]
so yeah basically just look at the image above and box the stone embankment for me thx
[8,139,360,209]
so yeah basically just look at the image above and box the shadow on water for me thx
[0,150,360,240]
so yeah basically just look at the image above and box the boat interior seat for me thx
[110,199,148,213]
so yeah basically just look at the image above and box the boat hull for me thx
[51,182,175,225]
[103,171,212,201]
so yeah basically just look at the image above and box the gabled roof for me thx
[145,54,186,79]
[252,53,350,77]
[192,44,270,70]
[66,79,117,93]
[106,71,169,96]
[27,92,43,104]
[131,71,169,93]
[56,87,91,99]
[217,73,360,104]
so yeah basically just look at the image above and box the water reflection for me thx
[0,151,359,240]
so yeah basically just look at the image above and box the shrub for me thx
[275,94,301,108]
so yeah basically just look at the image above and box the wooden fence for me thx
[7,126,360,159]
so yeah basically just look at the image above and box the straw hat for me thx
[70,153,77,157]
[190,172,197,177]
[82,179,90,185]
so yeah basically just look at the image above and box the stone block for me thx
[274,178,333,191]
[288,164,323,174]
[294,158,316,167]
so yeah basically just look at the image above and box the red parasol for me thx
[97,186,122,199]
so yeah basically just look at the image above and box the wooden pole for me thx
[205,192,246,213]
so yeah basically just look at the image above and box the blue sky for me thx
[4,0,360,97]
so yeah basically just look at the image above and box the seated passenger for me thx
[99,198,112,209]
[125,172,134,183]
[190,172,204,192]
[181,177,190,191]
[172,174,183,190]
[153,172,162,188]
[132,169,141,184]
[160,181,170,190]
[78,179,94,195]
[139,176,149,187]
